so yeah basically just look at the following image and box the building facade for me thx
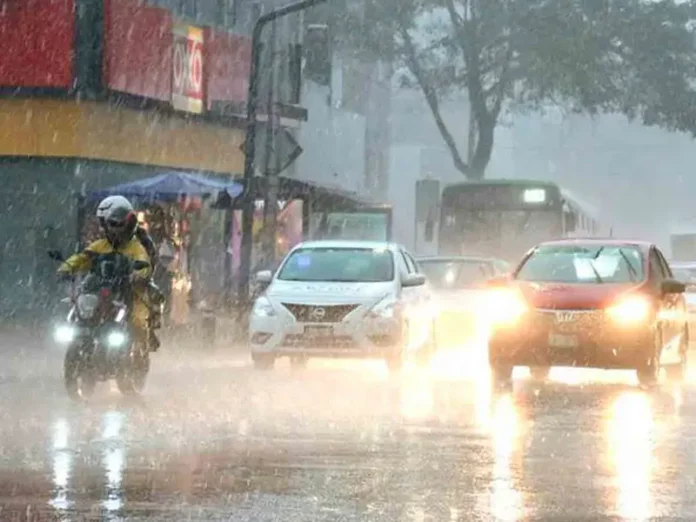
[0,0,296,317]
[293,4,392,202]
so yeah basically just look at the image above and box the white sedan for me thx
[248,240,437,371]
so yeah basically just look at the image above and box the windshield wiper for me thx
[588,262,603,283]
[617,249,638,281]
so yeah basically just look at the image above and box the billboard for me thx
[172,24,204,114]
[103,0,172,101]
[0,0,75,88]
[205,31,251,110]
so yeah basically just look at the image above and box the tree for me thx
[328,0,696,179]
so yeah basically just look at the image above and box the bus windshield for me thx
[439,209,561,261]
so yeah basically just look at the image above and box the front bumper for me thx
[249,313,405,359]
[488,309,654,369]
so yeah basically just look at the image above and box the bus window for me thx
[564,210,577,233]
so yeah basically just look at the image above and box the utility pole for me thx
[236,0,330,305]
[262,20,281,268]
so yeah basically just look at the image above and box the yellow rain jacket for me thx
[57,237,152,331]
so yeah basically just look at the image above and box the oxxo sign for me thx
[172,24,204,114]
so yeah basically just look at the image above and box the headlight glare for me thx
[606,296,650,324]
[486,289,527,326]
[54,325,76,344]
[106,331,127,348]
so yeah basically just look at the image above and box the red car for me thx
[486,239,688,386]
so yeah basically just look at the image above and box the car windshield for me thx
[516,245,644,284]
[419,260,492,289]
[277,247,394,283]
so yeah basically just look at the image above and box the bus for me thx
[438,179,608,262]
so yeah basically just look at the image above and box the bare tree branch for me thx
[397,20,470,175]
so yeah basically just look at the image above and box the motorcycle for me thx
[48,249,153,401]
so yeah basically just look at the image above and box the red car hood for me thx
[513,281,645,310]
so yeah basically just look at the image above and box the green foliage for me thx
[322,0,696,178]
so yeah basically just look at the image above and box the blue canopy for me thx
[87,172,243,203]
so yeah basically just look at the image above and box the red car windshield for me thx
[516,245,644,284]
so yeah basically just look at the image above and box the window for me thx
[400,250,417,274]
[516,244,644,284]
[404,252,421,274]
[648,249,664,280]
[277,247,394,283]
[656,250,673,279]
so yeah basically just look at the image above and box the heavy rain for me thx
[2,0,696,520]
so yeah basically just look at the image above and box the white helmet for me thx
[96,195,137,247]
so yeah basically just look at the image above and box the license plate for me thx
[549,333,578,348]
[304,325,333,338]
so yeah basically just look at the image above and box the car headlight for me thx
[606,296,650,324]
[485,288,527,326]
[106,330,127,348]
[368,295,399,319]
[54,324,76,344]
[252,296,276,318]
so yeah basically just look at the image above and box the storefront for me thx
[82,171,242,326]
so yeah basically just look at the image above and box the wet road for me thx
[1,342,696,521]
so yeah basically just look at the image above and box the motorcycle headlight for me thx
[77,293,99,319]
[368,295,399,319]
[252,297,276,318]
[106,330,127,348]
[54,325,76,344]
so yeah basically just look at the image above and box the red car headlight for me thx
[485,288,528,327]
[606,296,650,324]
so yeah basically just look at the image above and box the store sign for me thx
[172,24,204,113]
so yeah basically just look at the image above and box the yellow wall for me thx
[0,99,244,174]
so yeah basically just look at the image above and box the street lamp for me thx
[236,0,330,305]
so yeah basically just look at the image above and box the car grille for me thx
[281,303,359,323]
[532,308,605,333]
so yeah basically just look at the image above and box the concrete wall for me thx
[293,79,367,195]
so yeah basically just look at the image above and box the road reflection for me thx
[489,394,522,522]
[48,411,127,520]
[48,418,72,513]
[28,351,691,520]
[607,391,654,521]
[102,410,126,519]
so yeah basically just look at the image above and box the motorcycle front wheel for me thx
[116,345,150,396]
[64,344,96,402]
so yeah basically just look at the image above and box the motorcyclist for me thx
[57,196,154,351]
[133,222,164,350]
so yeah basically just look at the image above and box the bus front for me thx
[438,182,564,262]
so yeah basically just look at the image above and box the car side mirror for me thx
[255,270,273,285]
[662,279,686,294]
[402,273,426,288]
